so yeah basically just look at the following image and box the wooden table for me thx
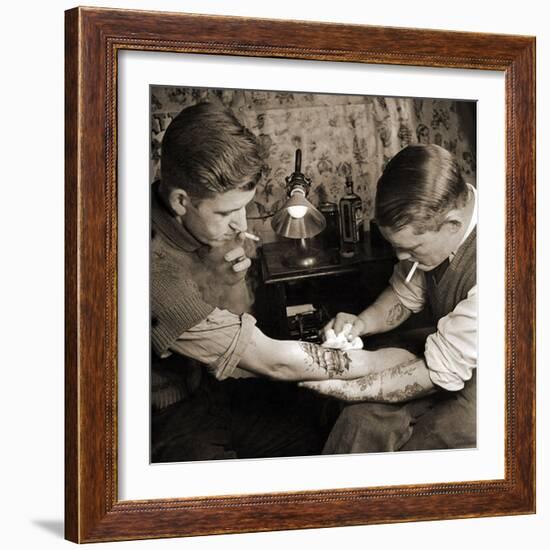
[255,233,396,339]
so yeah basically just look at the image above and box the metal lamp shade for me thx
[271,191,326,239]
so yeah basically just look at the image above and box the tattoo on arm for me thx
[387,357,421,378]
[346,357,431,402]
[299,342,351,378]
[386,303,407,326]
[385,383,427,402]
[382,357,434,402]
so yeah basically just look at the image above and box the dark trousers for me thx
[323,372,476,454]
[152,374,339,462]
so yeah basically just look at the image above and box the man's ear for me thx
[168,188,189,217]
[442,209,463,234]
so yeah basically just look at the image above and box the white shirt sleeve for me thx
[424,285,477,391]
[389,260,427,313]
[169,308,257,381]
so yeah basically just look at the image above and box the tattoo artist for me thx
[301,144,478,453]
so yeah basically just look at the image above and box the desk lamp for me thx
[271,149,326,267]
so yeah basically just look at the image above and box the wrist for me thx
[356,313,369,336]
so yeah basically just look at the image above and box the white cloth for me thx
[389,184,477,391]
[322,323,364,351]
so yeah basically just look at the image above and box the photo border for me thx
[65,6,535,542]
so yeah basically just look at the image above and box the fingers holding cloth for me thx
[323,313,365,351]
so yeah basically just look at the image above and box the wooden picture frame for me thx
[65,6,536,543]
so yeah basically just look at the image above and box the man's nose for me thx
[230,208,247,232]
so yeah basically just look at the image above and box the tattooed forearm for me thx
[387,357,422,379]
[299,342,351,378]
[385,383,428,403]
[378,358,435,402]
[299,356,436,403]
[342,359,423,401]
[386,303,408,327]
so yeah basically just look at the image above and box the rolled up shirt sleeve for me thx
[169,308,257,380]
[389,260,427,313]
[424,286,477,391]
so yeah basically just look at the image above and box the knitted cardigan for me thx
[426,227,477,324]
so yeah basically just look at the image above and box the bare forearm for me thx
[357,287,412,336]
[240,330,383,381]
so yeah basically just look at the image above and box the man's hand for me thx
[224,245,251,273]
[324,312,365,342]
[224,232,251,275]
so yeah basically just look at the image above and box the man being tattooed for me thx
[150,102,399,463]
[301,145,478,453]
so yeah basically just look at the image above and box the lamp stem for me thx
[295,149,302,172]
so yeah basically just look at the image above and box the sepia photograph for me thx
[54,0,541,541]
[149,85,478,463]
[61,4,537,542]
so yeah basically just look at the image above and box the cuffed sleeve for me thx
[170,308,257,380]
[424,286,477,391]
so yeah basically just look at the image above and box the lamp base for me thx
[281,238,326,268]
[283,253,320,268]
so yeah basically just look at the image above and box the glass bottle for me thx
[339,176,363,257]
[319,201,339,249]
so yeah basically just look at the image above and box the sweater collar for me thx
[151,182,203,252]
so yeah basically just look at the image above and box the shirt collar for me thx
[151,181,204,253]
[459,183,477,247]
[451,183,477,260]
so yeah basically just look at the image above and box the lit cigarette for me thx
[229,222,260,241]
[241,230,260,242]
[405,261,419,283]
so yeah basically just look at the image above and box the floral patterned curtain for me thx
[151,87,476,243]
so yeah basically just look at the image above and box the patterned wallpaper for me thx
[151,87,476,243]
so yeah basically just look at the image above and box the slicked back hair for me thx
[375,144,469,234]
[160,102,262,201]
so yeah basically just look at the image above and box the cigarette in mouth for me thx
[241,230,260,241]
[405,261,419,283]
[229,222,260,241]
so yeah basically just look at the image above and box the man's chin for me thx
[208,235,236,247]
[417,260,446,271]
